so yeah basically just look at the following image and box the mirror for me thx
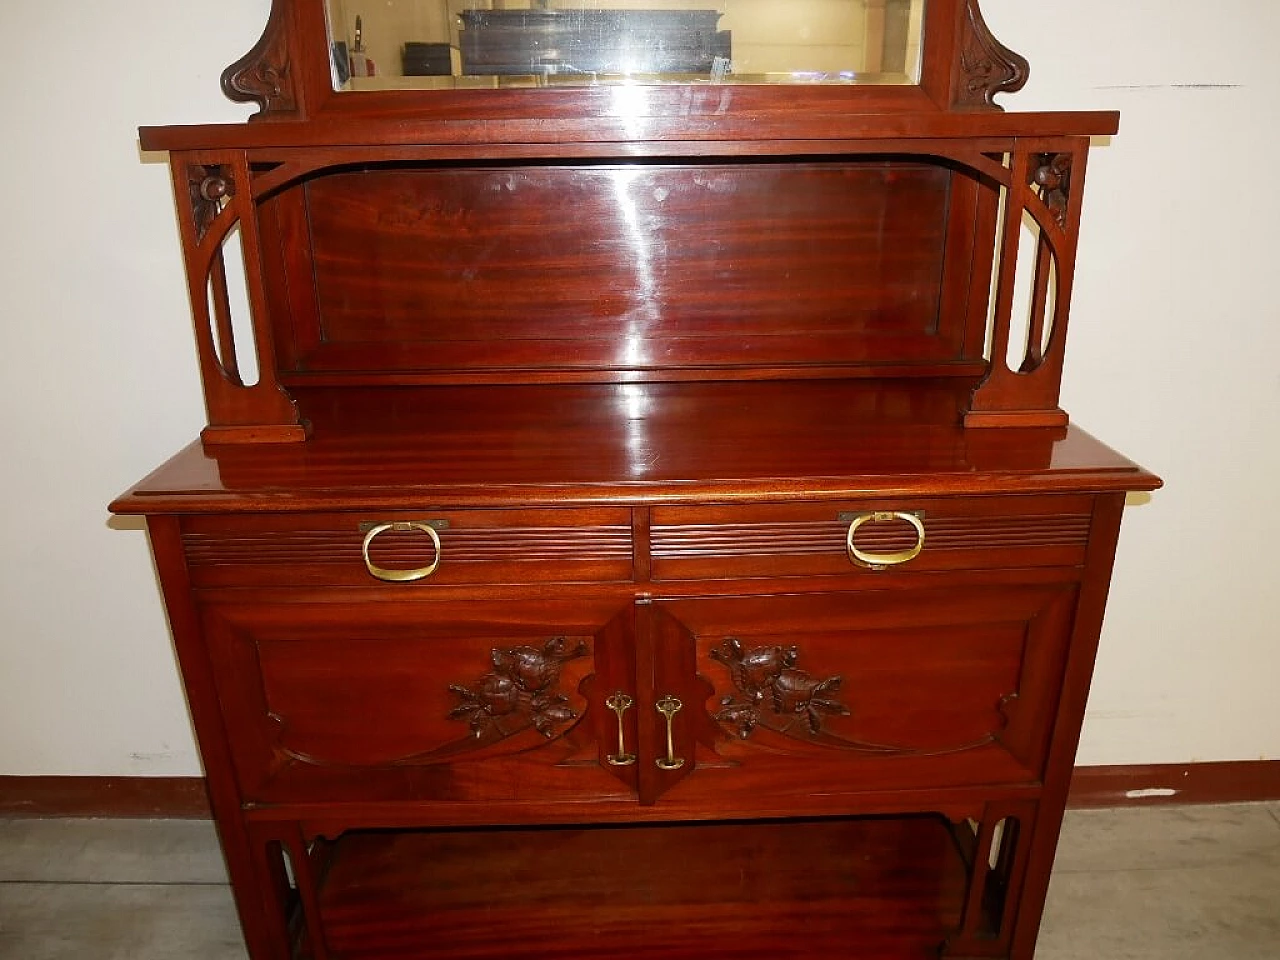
[326,0,926,90]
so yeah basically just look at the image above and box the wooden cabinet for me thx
[115,0,1159,956]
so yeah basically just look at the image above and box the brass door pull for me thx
[605,692,637,767]
[844,511,926,570]
[361,521,443,582]
[655,695,685,771]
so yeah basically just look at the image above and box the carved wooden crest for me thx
[221,0,300,118]
[955,0,1030,110]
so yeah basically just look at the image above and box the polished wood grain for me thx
[314,816,967,960]
[123,2,1158,957]
[140,110,1120,153]
[296,163,956,376]
[110,383,1158,515]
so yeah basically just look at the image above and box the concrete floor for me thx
[0,804,1277,959]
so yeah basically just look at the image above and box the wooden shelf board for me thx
[311,815,968,959]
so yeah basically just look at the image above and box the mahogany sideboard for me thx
[113,1,1160,956]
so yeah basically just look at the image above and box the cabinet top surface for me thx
[113,383,1158,514]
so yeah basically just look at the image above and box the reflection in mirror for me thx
[326,0,925,91]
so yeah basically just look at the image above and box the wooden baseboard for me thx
[2,762,1276,818]
[0,776,212,818]
[1066,761,1280,809]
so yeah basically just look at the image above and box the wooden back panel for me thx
[265,159,983,382]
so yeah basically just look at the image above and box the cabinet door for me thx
[647,584,1077,811]
[201,597,638,809]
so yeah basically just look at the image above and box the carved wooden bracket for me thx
[221,0,300,118]
[955,0,1030,110]
[449,637,589,740]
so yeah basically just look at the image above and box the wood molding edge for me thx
[2,763,1276,818]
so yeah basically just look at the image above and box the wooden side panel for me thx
[284,162,960,375]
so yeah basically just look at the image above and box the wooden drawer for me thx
[650,495,1094,581]
[181,508,634,588]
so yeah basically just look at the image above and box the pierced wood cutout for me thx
[221,0,299,118]
[1031,152,1073,230]
[449,637,589,740]
[955,0,1030,110]
[187,164,235,245]
[710,637,1015,757]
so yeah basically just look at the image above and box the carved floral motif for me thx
[187,164,235,244]
[1031,153,1073,230]
[711,638,851,739]
[709,637,1017,757]
[449,637,588,739]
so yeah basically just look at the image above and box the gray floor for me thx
[0,805,1277,958]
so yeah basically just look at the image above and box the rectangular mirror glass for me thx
[327,1,926,90]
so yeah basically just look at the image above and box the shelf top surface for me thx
[138,109,1119,153]
[112,382,1159,514]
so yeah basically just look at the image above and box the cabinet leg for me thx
[243,823,332,960]
[942,800,1038,959]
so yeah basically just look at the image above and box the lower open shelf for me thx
[297,815,970,959]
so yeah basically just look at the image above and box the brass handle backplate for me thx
[605,692,637,767]
[361,521,443,582]
[843,511,926,570]
[655,695,685,771]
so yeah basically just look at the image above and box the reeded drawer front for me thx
[650,495,1094,580]
[182,508,634,588]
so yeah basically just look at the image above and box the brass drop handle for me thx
[654,695,685,771]
[844,511,926,570]
[605,692,637,767]
[361,521,443,582]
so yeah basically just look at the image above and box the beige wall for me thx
[0,0,1275,776]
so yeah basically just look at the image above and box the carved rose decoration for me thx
[711,637,851,739]
[449,636,587,739]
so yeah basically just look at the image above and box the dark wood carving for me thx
[955,0,1030,110]
[187,164,235,244]
[711,637,851,738]
[221,0,299,118]
[449,637,589,739]
[1031,152,1073,230]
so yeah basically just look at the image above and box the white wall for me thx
[0,0,1275,777]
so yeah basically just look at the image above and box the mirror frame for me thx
[223,0,1028,122]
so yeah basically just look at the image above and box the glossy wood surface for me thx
[138,111,1120,153]
[112,383,1156,514]
[124,3,1157,957]
[296,163,956,375]
[314,816,967,959]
